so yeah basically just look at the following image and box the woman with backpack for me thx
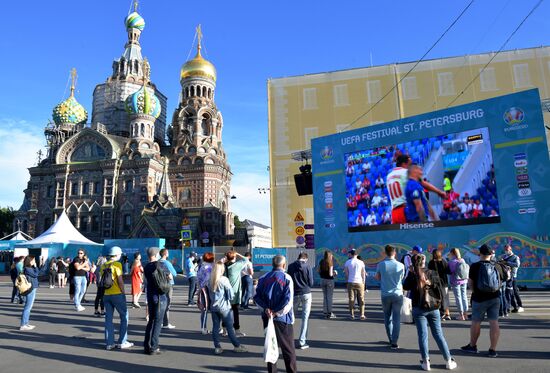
[207,261,248,355]
[448,248,469,321]
[428,250,451,320]
[197,252,215,334]
[20,255,39,331]
[404,254,457,371]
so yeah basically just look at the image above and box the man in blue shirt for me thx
[375,244,405,349]
[405,164,430,222]
[185,252,198,306]
[159,248,177,329]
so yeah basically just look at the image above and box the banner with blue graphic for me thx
[312,89,550,288]
[252,248,287,272]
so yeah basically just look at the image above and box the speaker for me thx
[294,173,313,196]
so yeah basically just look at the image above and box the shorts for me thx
[471,298,500,322]
[391,205,406,224]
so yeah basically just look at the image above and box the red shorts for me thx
[391,205,406,224]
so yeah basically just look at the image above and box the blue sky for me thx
[0,0,548,226]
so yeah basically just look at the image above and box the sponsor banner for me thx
[252,248,287,272]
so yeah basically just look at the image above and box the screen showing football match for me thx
[344,127,501,232]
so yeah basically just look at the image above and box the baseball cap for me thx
[105,246,122,256]
[412,245,423,253]
[147,247,160,258]
[479,244,494,256]
[190,251,197,258]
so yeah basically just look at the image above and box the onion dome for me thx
[52,69,88,125]
[125,11,145,31]
[180,26,216,83]
[125,86,161,118]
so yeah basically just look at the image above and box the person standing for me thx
[461,244,501,358]
[224,250,250,337]
[403,254,457,371]
[94,256,107,317]
[197,252,215,334]
[240,252,254,309]
[143,247,168,355]
[20,256,40,331]
[428,250,451,320]
[56,257,67,288]
[287,252,314,350]
[375,244,405,349]
[185,252,198,306]
[72,249,90,312]
[318,250,337,319]
[159,248,177,329]
[101,246,133,350]
[208,261,248,355]
[254,255,297,373]
[344,249,366,320]
[501,244,524,313]
[10,256,24,304]
[48,257,57,289]
[131,252,144,308]
[447,248,469,321]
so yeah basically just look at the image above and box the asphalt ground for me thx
[0,278,549,373]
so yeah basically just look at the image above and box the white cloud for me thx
[0,118,45,208]
[229,171,271,227]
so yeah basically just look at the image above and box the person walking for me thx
[223,250,250,337]
[447,248,469,321]
[254,255,297,373]
[240,252,254,309]
[428,250,451,320]
[375,244,405,349]
[159,248,177,329]
[48,257,57,288]
[20,255,40,331]
[197,252,215,334]
[72,249,90,312]
[403,254,457,371]
[461,244,501,358]
[10,256,24,304]
[185,252,198,306]
[287,252,314,350]
[318,250,337,319]
[344,249,366,320]
[143,247,169,355]
[94,256,107,317]
[208,261,248,355]
[501,244,524,313]
[131,252,144,308]
[101,246,133,350]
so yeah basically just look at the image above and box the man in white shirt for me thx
[371,193,383,208]
[366,211,377,226]
[457,198,469,218]
[355,212,366,226]
[344,249,366,320]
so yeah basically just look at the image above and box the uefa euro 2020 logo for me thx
[503,107,525,126]
[320,146,333,160]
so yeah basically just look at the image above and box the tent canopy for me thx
[15,211,102,248]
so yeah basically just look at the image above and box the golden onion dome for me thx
[180,45,216,83]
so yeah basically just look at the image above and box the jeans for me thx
[212,308,240,348]
[320,278,335,314]
[104,293,129,346]
[506,278,523,309]
[499,285,508,316]
[241,275,253,307]
[163,286,173,326]
[412,307,452,362]
[381,294,403,344]
[144,294,168,352]
[20,288,36,326]
[294,293,312,346]
[49,271,56,287]
[188,276,197,304]
[452,283,468,313]
[74,276,87,308]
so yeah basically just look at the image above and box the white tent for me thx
[16,211,102,248]
[9,232,28,241]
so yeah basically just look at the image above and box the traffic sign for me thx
[295,226,305,235]
[296,236,305,245]
[294,212,304,222]
[182,218,189,225]
[181,230,192,241]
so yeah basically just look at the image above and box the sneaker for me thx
[132,303,141,309]
[94,311,101,317]
[75,305,85,312]
[100,311,106,317]
[162,324,176,329]
[201,328,210,335]
[118,341,134,349]
[488,349,498,358]
[235,329,246,337]
[298,344,310,350]
[214,347,223,355]
[328,313,337,319]
[145,348,162,355]
[446,358,458,370]
[19,325,35,331]
[360,315,366,320]
[421,359,431,371]
[350,315,355,320]
[106,344,116,351]
[222,328,228,337]
[461,344,478,354]
[443,315,452,321]
[517,307,524,313]
[234,345,248,353]
[390,344,399,350]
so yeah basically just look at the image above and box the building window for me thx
[71,182,79,196]
[513,64,531,88]
[304,127,319,147]
[94,181,102,194]
[91,216,99,232]
[303,88,317,110]
[480,67,497,91]
[125,179,133,193]
[80,216,88,231]
[402,76,419,100]
[123,214,132,231]
[47,185,53,198]
[438,72,455,96]
[82,182,89,195]
[333,84,349,106]
[366,80,382,103]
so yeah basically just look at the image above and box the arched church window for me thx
[201,114,211,136]
[189,146,196,155]
[190,86,195,96]
[208,88,212,99]
[202,86,207,97]
[195,158,203,165]
[140,123,145,137]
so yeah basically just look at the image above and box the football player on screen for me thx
[405,164,438,222]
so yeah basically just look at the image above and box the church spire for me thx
[157,157,173,203]
[69,68,77,97]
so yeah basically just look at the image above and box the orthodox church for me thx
[14,5,234,247]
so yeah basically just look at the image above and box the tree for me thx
[233,215,244,229]
[0,207,15,237]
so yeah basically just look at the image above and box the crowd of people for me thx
[8,242,525,372]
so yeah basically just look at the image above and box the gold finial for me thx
[133,0,139,12]
[142,58,150,85]
[70,68,77,97]
[196,24,203,55]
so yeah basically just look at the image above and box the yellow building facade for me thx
[268,46,550,247]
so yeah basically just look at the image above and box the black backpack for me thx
[421,271,443,311]
[152,262,171,295]
[496,261,512,282]
[476,262,501,292]
[98,263,114,289]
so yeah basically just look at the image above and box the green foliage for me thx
[0,207,15,237]
[233,215,244,229]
